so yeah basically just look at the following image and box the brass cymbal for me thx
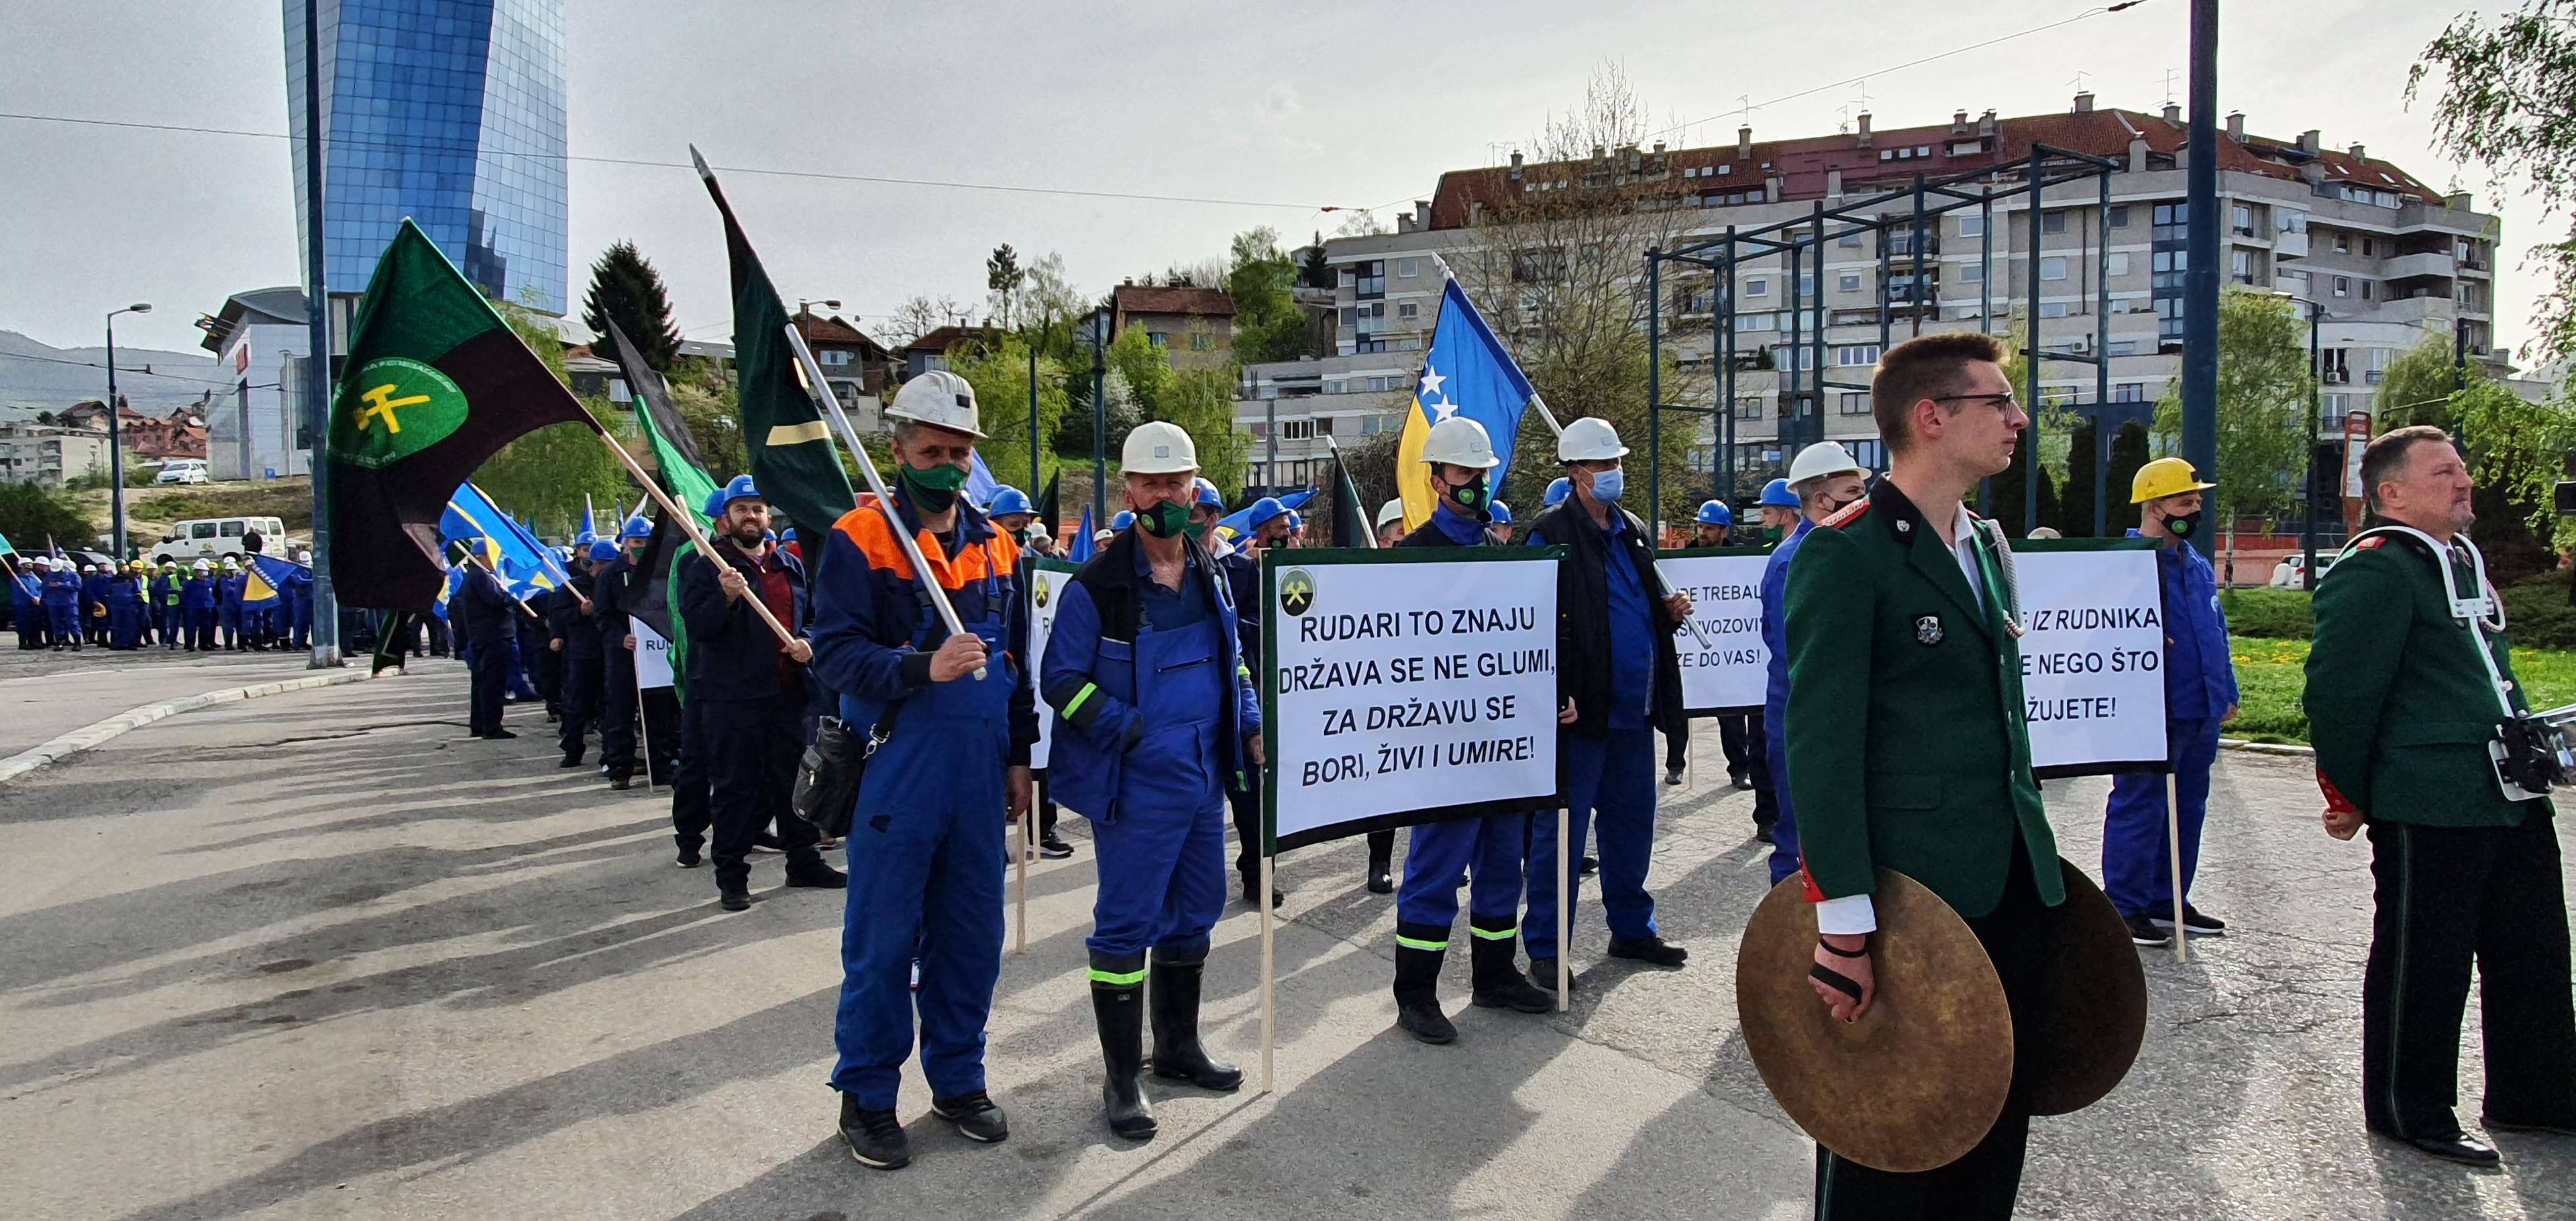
[2021,857,2149,1116]
[1735,869,2013,1173]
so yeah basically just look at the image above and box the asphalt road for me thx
[0,643,325,758]
[1,662,2569,1220]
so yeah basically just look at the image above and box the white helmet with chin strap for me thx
[1556,417,1628,462]
[885,370,986,438]
[1421,417,1501,469]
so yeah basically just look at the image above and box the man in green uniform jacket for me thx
[2304,423,2576,1167]
[1783,331,2068,1219]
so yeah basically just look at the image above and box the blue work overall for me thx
[1396,814,1533,955]
[829,569,1013,1110]
[1085,606,1230,984]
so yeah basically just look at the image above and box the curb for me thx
[0,669,372,784]
[2220,737,2314,757]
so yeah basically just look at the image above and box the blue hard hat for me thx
[781,527,798,542]
[574,530,597,547]
[703,474,761,518]
[1758,478,1799,508]
[1489,500,1513,525]
[987,486,1034,518]
[1193,477,1224,511]
[1112,510,1134,531]
[1244,496,1287,529]
[1543,477,1572,508]
[619,515,652,541]
[1284,511,1303,531]
[553,545,574,562]
[1696,500,1734,526]
[588,540,619,563]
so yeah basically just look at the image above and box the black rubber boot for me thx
[1149,956,1243,1090]
[1469,922,1554,1013]
[1366,831,1395,894]
[1091,973,1157,1140]
[1392,928,1455,1044]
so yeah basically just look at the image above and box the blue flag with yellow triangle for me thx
[1394,276,1538,529]
[440,482,566,601]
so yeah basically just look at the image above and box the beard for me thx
[727,519,766,547]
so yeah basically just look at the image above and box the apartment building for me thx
[0,421,111,488]
[1236,95,2504,490]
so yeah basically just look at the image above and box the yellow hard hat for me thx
[2130,456,2215,505]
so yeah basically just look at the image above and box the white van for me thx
[151,516,288,564]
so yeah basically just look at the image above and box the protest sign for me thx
[1263,547,1562,852]
[2008,539,2169,776]
[1658,547,1774,714]
[1023,558,1078,772]
[633,621,672,689]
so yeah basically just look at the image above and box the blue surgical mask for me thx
[1590,468,1626,503]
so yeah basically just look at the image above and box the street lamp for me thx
[105,303,151,563]
[797,298,841,317]
[2272,290,2327,592]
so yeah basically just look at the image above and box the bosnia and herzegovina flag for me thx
[692,146,855,540]
[325,219,597,612]
[441,482,564,601]
[239,552,306,608]
[1393,276,1538,529]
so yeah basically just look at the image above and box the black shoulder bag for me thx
[792,703,901,838]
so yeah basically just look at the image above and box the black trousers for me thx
[1230,761,1263,886]
[466,640,509,736]
[2363,815,2576,1138]
[557,653,602,761]
[1816,842,2049,1220]
[696,696,818,890]
[600,647,640,778]
[672,696,712,851]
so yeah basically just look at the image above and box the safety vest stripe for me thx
[1468,924,1517,941]
[1394,933,1449,951]
[1087,966,1147,986]
[831,502,1019,590]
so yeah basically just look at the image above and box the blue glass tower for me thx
[285,0,568,315]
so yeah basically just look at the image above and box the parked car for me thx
[154,460,209,485]
[2268,553,2334,589]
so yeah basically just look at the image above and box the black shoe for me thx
[2151,905,2226,936]
[1580,855,1598,877]
[482,729,518,740]
[2125,914,2171,947]
[676,848,702,869]
[557,754,583,768]
[1091,981,1157,1140]
[1240,879,1283,908]
[930,1090,1010,1143]
[718,888,751,912]
[1469,935,1555,1012]
[1366,867,1394,894]
[1149,959,1244,1091]
[1754,819,1776,845]
[609,775,631,791]
[1528,957,1570,992]
[2394,1130,2501,1167]
[839,1096,910,1170]
[1396,1000,1457,1044]
[786,863,849,890]
[1038,834,1074,859]
[545,711,559,723]
[1662,768,1684,787]
[1607,936,1688,967]
[1731,769,1754,791]
[2483,1113,2576,1137]
[749,831,784,853]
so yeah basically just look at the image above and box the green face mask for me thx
[900,462,969,511]
[1138,500,1191,539]
[1448,474,1491,513]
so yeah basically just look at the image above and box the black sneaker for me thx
[1038,834,1075,859]
[1396,1000,1457,1045]
[930,1090,1010,1143]
[1241,879,1284,908]
[786,863,849,890]
[2151,905,2226,936]
[1662,768,1684,787]
[719,888,751,912]
[675,849,702,869]
[557,754,583,769]
[840,1096,910,1169]
[2125,914,2171,947]
[1580,856,1599,877]
[1607,936,1688,967]
[1730,770,1755,791]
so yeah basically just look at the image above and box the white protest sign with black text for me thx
[1266,552,1560,851]
[633,621,672,689]
[2010,543,2169,774]
[1659,550,1773,713]
[1024,560,1077,772]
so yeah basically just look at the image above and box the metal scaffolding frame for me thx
[1642,144,2129,536]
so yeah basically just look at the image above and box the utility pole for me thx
[2179,0,2220,558]
[105,303,151,562]
[1090,306,1108,527]
[303,0,341,667]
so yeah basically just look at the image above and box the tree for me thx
[2410,3,2576,360]
[1165,366,1250,496]
[666,356,748,481]
[1055,368,1143,460]
[985,244,1024,331]
[579,242,681,372]
[947,331,1067,494]
[0,480,91,555]
[1456,62,1711,531]
[2374,334,2470,431]
[875,294,964,348]
[1227,227,1307,364]
[473,299,635,537]
[2153,288,2313,577]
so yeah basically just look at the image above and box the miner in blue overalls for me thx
[2101,457,2238,948]
[1759,443,1873,877]
[43,560,83,650]
[808,372,1034,1172]
[1389,418,1555,1044]
[1044,420,1261,1143]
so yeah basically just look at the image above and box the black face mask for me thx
[1446,474,1491,513]
[1138,500,1191,539]
[2161,509,2203,539]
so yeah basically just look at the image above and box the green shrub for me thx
[2218,587,2312,640]
[2502,569,2576,651]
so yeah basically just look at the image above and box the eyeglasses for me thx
[1932,392,2021,413]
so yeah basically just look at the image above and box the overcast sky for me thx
[0,1,2547,363]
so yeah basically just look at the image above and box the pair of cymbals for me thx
[1733,862,2147,1173]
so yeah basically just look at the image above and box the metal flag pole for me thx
[2166,774,2188,964]
[781,325,984,680]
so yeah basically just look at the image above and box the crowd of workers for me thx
[4,547,315,653]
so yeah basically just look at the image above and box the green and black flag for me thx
[1330,448,1370,548]
[1033,468,1062,538]
[692,146,854,539]
[599,319,720,648]
[327,219,598,611]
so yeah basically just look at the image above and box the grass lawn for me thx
[2229,639,2576,745]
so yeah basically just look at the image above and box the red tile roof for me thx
[1112,284,1237,318]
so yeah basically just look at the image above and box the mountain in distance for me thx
[0,329,223,416]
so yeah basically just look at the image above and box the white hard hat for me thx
[193,561,210,572]
[1421,417,1501,469]
[1788,441,1867,486]
[1557,417,1629,462]
[1122,420,1199,474]
[81,564,95,573]
[885,370,985,438]
[1377,498,1408,528]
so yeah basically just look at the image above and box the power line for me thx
[0,350,248,390]
[0,111,1360,213]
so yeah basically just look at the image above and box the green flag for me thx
[325,219,599,611]
[692,147,854,539]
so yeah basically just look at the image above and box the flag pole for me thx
[2166,773,2188,965]
[1260,845,1276,1094]
[1557,806,1571,1011]
[1014,796,1031,955]
[780,324,984,680]
[584,426,797,646]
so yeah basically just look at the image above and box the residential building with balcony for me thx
[1110,284,1238,372]
[0,421,111,488]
